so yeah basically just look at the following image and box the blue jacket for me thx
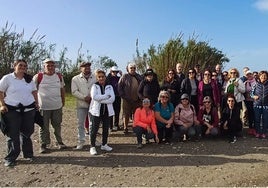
[251,80,268,107]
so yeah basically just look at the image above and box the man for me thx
[176,63,185,82]
[194,64,203,81]
[118,63,142,134]
[215,64,223,86]
[34,58,66,153]
[106,66,122,131]
[71,61,96,149]
[241,67,249,82]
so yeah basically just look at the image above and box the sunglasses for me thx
[142,99,150,104]
[203,101,211,104]
[168,72,174,75]
[230,72,236,74]
[181,98,189,101]
[188,71,194,74]
[160,96,169,99]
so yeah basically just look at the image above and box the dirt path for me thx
[1,107,268,187]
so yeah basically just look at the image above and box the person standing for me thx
[106,66,122,131]
[34,58,66,153]
[118,63,142,134]
[0,59,38,167]
[251,70,268,139]
[71,61,96,149]
[89,70,115,155]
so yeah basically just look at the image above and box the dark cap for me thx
[80,61,91,67]
[144,69,154,76]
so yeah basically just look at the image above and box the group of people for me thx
[0,59,267,167]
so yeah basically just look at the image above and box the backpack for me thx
[37,72,63,88]
[177,105,195,121]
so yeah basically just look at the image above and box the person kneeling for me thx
[133,98,159,148]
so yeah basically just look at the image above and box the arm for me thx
[71,77,88,100]
[101,85,115,104]
[236,79,246,94]
[0,91,8,113]
[133,108,148,128]
[91,84,110,102]
[61,87,65,107]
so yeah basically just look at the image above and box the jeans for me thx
[76,108,89,144]
[254,106,268,134]
[39,108,63,145]
[174,125,198,139]
[4,109,35,162]
[157,125,173,142]
[245,101,254,129]
[90,114,110,147]
[133,126,155,144]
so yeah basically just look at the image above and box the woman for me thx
[221,95,242,143]
[89,70,115,155]
[161,69,181,107]
[138,69,160,106]
[225,68,245,110]
[0,59,38,167]
[197,96,219,137]
[251,70,268,139]
[174,93,200,141]
[198,69,220,109]
[133,98,159,148]
[244,70,256,135]
[154,90,174,144]
[180,68,199,113]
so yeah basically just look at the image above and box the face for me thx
[215,65,221,73]
[223,72,228,80]
[188,70,195,78]
[203,100,211,106]
[111,71,119,76]
[142,98,151,108]
[81,65,91,75]
[176,63,182,73]
[97,73,106,85]
[181,98,189,105]
[227,97,235,108]
[259,73,268,83]
[212,72,217,80]
[128,66,136,75]
[230,69,237,78]
[160,94,169,103]
[203,71,211,80]
[246,73,253,80]
[168,71,175,79]
[146,74,153,82]
[14,61,27,74]
[44,62,55,75]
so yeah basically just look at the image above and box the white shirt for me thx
[33,73,65,110]
[0,73,36,106]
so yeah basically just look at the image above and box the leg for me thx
[21,109,35,158]
[133,126,145,144]
[76,108,88,144]
[50,108,63,144]
[113,96,121,128]
[90,115,101,147]
[101,115,110,145]
[40,110,51,145]
[254,107,262,135]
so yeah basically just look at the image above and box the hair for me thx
[228,68,240,78]
[95,69,106,77]
[13,59,27,67]
[226,94,236,103]
[258,70,268,78]
[158,90,170,101]
[165,68,177,82]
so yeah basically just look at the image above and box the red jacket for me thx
[133,107,158,135]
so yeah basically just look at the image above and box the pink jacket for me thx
[198,79,220,107]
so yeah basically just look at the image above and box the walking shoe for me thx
[75,143,84,150]
[39,144,48,154]
[229,136,237,144]
[123,128,128,134]
[24,157,34,162]
[137,143,143,149]
[112,126,118,131]
[101,144,113,151]
[90,147,97,155]
[57,142,67,149]
[261,134,266,139]
[4,160,16,167]
[255,133,260,138]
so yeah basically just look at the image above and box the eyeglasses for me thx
[160,96,169,99]
[168,72,174,75]
[98,76,105,78]
[18,64,27,67]
[223,74,228,77]
[212,74,217,77]
[204,73,211,76]
[181,98,189,101]
[230,72,236,74]
[203,101,211,104]
[188,71,194,74]
[130,67,136,69]
[142,99,150,104]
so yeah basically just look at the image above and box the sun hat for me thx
[80,61,91,67]
[180,93,189,100]
[111,66,119,72]
[43,58,55,64]
[203,96,212,103]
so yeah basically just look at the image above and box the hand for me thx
[155,136,160,143]
[85,96,91,103]
[35,103,40,110]
[0,105,8,113]
[147,126,152,133]
[253,96,259,100]
[166,123,171,128]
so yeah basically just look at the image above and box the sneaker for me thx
[75,143,84,150]
[261,134,266,139]
[137,143,143,149]
[24,157,34,162]
[4,160,16,167]
[90,147,97,155]
[229,136,237,143]
[57,142,67,149]
[123,128,128,134]
[112,126,118,131]
[101,144,113,151]
[85,131,90,136]
[255,133,260,138]
[39,144,48,154]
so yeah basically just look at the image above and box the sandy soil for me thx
[1,107,268,187]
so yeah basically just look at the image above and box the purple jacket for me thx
[198,79,220,107]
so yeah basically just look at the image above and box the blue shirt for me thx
[154,102,174,127]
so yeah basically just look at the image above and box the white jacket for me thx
[225,78,245,103]
[71,73,96,108]
[89,83,115,117]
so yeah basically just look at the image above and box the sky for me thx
[0,0,268,73]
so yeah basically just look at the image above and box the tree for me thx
[95,56,117,73]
